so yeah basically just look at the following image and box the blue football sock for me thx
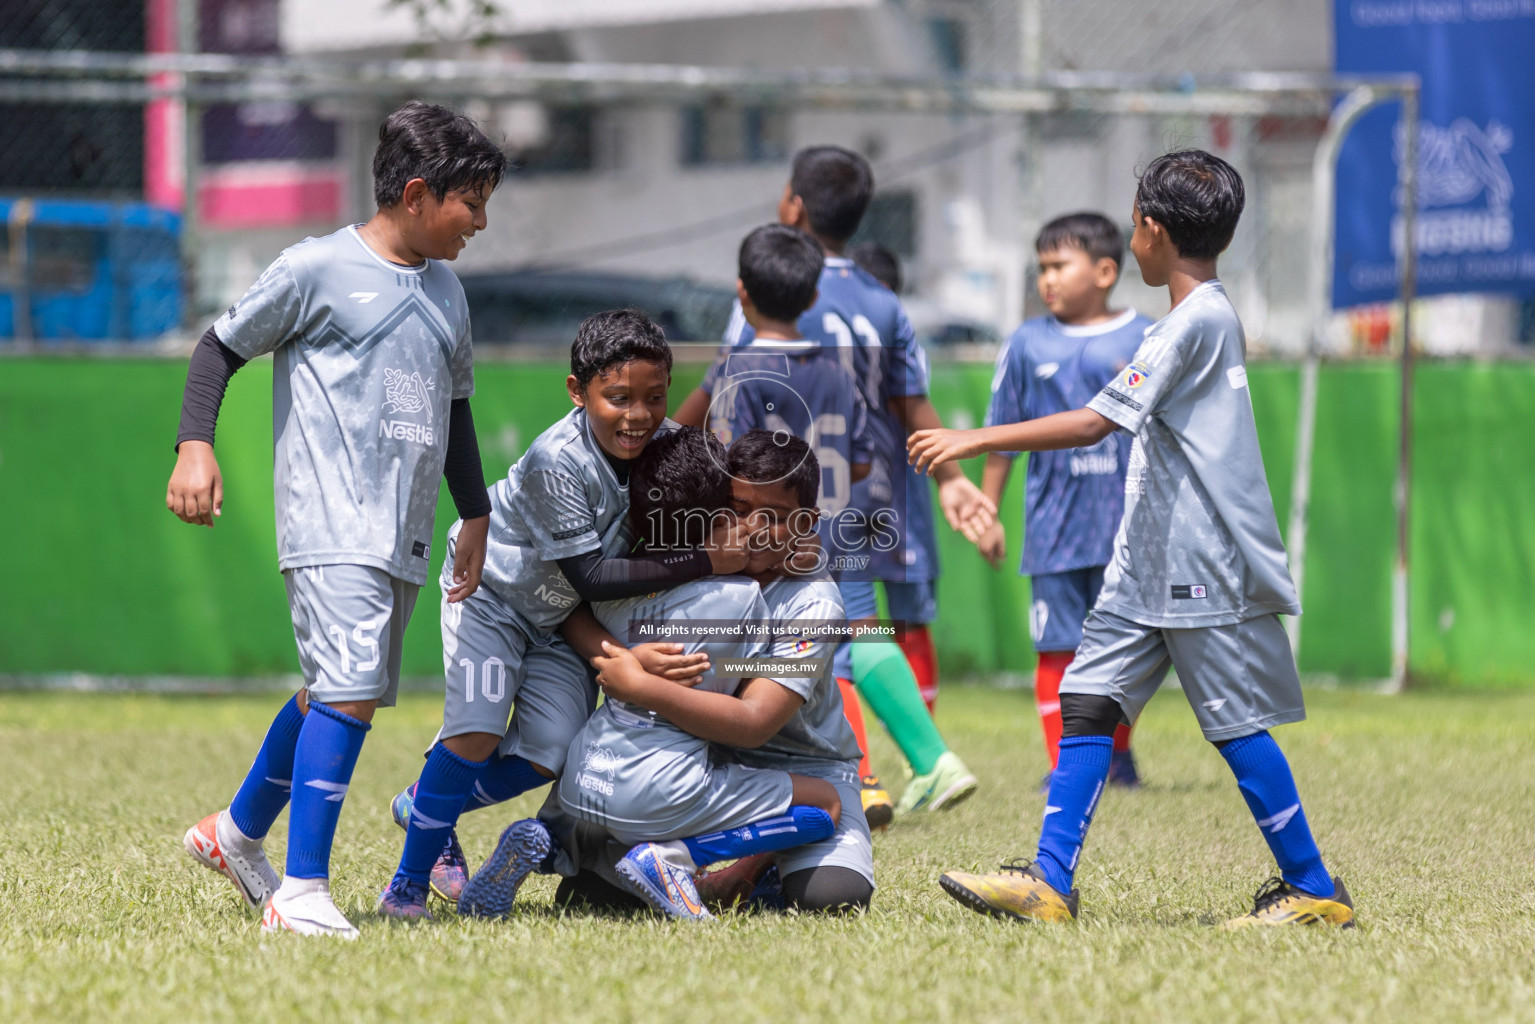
[1034,735,1112,895]
[284,702,369,880]
[227,693,305,840]
[394,744,488,885]
[1217,731,1334,897]
[681,806,835,869]
[463,754,551,810]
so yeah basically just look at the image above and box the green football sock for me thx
[851,641,948,776]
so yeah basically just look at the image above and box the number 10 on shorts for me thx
[460,657,507,703]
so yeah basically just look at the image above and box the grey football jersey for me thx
[214,225,473,585]
[1086,280,1301,627]
[592,575,771,707]
[733,573,862,768]
[559,577,771,829]
[480,410,677,636]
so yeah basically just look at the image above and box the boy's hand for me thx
[633,642,710,685]
[784,531,824,576]
[594,640,656,703]
[977,520,1007,568]
[706,516,752,575]
[447,515,489,603]
[936,473,997,543]
[908,427,983,475]
[166,440,224,527]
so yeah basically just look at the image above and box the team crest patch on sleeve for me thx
[1123,363,1151,388]
[792,638,813,654]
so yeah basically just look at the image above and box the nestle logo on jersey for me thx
[383,368,434,415]
[379,420,435,445]
[1171,584,1209,599]
[535,583,577,609]
[378,367,436,445]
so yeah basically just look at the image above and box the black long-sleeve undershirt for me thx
[443,400,492,520]
[556,545,713,603]
[176,326,247,450]
[174,325,493,521]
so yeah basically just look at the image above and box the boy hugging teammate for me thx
[913,152,1354,928]
[170,103,506,938]
[978,213,1154,789]
[460,428,873,919]
[380,310,748,919]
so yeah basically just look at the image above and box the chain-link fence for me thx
[0,0,1425,358]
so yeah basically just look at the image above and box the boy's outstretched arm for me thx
[671,385,711,428]
[593,641,803,749]
[889,394,996,543]
[167,326,248,527]
[909,408,1118,475]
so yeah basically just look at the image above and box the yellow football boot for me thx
[938,860,1079,923]
[1221,876,1355,929]
[861,774,894,831]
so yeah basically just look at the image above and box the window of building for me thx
[926,17,968,74]
[680,104,788,166]
[512,106,597,175]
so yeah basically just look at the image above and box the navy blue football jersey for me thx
[985,309,1153,575]
[706,256,936,581]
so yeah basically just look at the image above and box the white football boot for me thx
[183,810,281,911]
[262,877,361,939]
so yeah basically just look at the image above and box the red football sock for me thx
[1035,651,1074,769]
[838,676,874,778]
[1112,722,1133,753]
[897,625,939,715]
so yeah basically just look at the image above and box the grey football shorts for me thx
[1059,609,1305,741]
[439,556,597,775]
[766,758,874,887]
[284,563,420,707]
[557,707,795,845]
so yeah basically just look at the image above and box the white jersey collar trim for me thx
[745,337,820,352]
[1053,308,1139,337]
[823,257,855,268]
[346,225,429,275]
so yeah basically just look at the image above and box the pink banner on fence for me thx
[198,163,346,228]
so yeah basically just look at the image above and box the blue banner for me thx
[1334,1,1535,307]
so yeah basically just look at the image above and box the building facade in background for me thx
[256,0,1347,352]
[3,0,1522,351]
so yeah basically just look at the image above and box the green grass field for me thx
[3,685,1533,1023]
